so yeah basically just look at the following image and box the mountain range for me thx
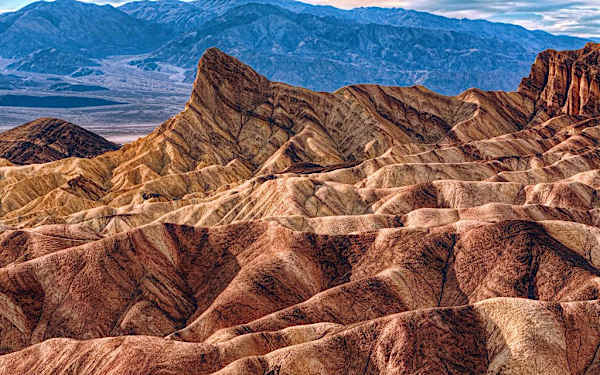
[0,0,166,58]
[1,42,600,373]
[0,0,592,94]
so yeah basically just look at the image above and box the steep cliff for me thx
[519,42,600,116]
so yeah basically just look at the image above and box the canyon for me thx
[0,43,600,373]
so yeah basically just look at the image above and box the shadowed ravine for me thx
[1,44,600,374]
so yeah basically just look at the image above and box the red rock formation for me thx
[519,42,600,117]
[1,45,600,374]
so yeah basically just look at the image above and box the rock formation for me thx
[1,44,600,374]
[519,42,600,117]
[0,118,119,165]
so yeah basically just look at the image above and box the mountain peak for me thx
[190,47,270,113]
[198,46,238,66]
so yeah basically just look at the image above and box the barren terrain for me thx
[0,43,600,374]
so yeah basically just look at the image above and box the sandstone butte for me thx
[1,43,600,374]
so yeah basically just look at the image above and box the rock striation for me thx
[0,118,119,165]
[519,42,600,117]
[1,45,600,374]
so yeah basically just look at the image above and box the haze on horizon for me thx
[0,0,598,39]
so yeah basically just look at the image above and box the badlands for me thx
[0,43,600,374]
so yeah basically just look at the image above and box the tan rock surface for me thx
[2,45,600,374]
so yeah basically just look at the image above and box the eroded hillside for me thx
[1,43,600,374]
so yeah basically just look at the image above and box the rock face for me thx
[519,42,600,116]
[0,118,119,165]
[1,45,600,374]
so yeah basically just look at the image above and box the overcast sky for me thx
[0,0,598,39]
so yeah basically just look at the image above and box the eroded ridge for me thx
[2,44,600,374]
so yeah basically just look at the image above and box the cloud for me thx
[306,0,600,38]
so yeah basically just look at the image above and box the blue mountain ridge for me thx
[0,0,591,94]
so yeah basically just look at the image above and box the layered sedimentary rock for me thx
[519,42,600,117]
[0,118,119,165]
[1,44,600,374]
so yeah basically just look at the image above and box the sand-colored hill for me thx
[1,44,600,374]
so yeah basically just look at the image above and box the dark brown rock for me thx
[0,118,119,165]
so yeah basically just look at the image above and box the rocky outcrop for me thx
[519,42,600,117]
[1,45,600,374]
[0,118,119,165]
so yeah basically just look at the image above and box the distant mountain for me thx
[138,3,541,93]
[0,118,119,164]
[342,8,586,54]
[0,0,168,58]
[189,0,353,18]
[118,0,590,93]
[120,0,216,32]
[1,0,592,94]
[187,0,587,54]
[123,0,588,55]
[7,48,100,75]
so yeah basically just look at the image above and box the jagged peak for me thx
[196,47,251,75]
[189,47,270,112]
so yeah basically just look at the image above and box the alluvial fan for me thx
[1,43,600,374]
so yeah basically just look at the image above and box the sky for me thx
[0,0,598,39]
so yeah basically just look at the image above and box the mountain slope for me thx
[143,3,535,93]
[187,0,587,54]
[119,0,219,31]
[0,0,168,58]
[0,44,599,373]
[119,0,590,94]
[0,118,119,165]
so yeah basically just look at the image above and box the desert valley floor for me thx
[0,43,600,374]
